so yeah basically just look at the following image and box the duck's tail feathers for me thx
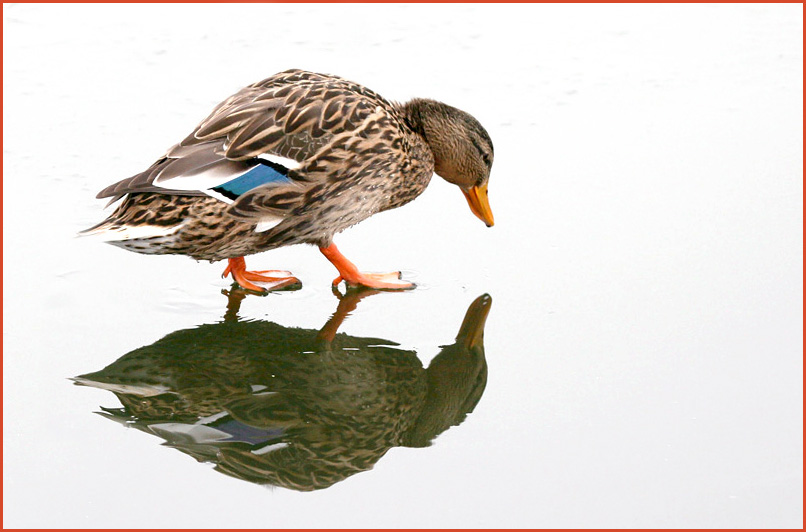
[78,219,184,242]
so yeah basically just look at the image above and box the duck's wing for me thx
[192,69,390,162]
[225,107,408,224]
[95,139,261,202]
[96,70,393,209]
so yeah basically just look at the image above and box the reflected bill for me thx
[74,290,492,491]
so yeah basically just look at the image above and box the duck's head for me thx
[404,99,495,227]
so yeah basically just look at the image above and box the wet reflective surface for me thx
[73,289,490,492]
[3,3,802,528]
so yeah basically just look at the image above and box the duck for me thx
[72,288,491,491]
[82,69,494,293]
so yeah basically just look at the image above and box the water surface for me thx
[3,3,802,528]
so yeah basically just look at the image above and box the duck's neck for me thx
[402,99,452,152]
[401,98,457,179]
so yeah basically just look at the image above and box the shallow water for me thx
[3,3,803,528]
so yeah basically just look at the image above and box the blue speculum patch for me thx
[213,161,290,200]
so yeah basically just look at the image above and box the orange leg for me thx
[319,243,414,290]
[222,257,301,293]
[316,287,381,343]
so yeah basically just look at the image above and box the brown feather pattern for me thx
[85,69,493,264]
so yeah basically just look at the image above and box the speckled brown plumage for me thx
[73,290,491,491]
[84,69,494,288]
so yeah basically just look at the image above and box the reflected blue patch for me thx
[213,418,285,445]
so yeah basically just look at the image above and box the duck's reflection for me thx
[74,289,491,491]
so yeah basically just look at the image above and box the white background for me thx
[3,3,803,528]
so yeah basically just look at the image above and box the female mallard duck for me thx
[73,289,490,491]
[83,69,495,292]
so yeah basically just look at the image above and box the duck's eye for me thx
[481,152,492,168]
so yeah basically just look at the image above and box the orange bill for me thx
[462,183,494,227]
